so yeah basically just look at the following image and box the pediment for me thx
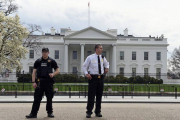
[154,64,163,67]
[70,61,80,65]
[27,62,34,65]
[117,63,126,66]
[64,26,116,39]
[142,64,151,67]
[130,63,138,66]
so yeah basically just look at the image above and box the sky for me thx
[15,0,180,58]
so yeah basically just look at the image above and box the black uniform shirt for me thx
[34,57,59,70]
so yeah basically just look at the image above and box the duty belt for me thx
[90,74,104,79]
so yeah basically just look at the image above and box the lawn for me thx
[0,83,180,92]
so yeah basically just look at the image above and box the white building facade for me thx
[1,26,168,82]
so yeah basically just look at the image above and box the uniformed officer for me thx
[26,48,59,118]
[82,44,109,118]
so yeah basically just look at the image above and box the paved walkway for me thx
[0,96,180,103]
[1,103,180,120]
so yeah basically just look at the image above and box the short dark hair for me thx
[42,47,49,52]
[94,44,102,51]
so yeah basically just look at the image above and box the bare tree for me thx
[0,0,19,16]
[168,48,180,78]
[23,24,43,54]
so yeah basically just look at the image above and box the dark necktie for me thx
[98,55,101,74]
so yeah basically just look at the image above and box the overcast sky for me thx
[15,0,180,58]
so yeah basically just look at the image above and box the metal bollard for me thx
[175,87,177,99]
[13,85,17,98]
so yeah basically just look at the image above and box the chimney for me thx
[51,27,55,35]
[123,28,128,36]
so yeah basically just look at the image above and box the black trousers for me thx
[86,75,104,114]
[31,82,54,115]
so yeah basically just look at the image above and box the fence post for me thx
[122,86,124,98]
[148,86,150,99]
[175,87,177,99]
[131,85,133,99]
[69,86,71,98]
[23,70,24,91]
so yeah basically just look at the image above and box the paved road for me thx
[1,103,180,120]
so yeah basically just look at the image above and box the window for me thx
[144,52,148,60]
[102,51,106,58]
[87,51,92,57]
[120,68,124,77]
[120,51,124,60]
[144,68,148,76]
[73,51,77,59]
[29,66,34,74]
[72,67,77,73]
[157,52,161,60]
[29,50,34,59]
[55,50,59,59]
[156,68,161,79]
[132,52,136,60]
[132,68,136,77]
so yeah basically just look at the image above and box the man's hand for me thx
[49,73,54,78]
[33,83,37,89]
[86,74,92,80]
[104,68,109,74]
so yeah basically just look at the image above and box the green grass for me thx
[0,83,180,92]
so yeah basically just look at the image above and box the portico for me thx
[63,27,117,74]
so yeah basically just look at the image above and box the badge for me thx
[98,76,101,78]
[38,79,40,82]
[101,59,103,62]
[48,60,51,62]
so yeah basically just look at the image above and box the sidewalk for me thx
[0,96,180,103]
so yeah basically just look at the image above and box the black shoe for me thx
[48,113,54,118]
[26,113,37,118]
[86,113,91,118]
[96,113,102,117]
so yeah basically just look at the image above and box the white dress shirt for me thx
[82,53,109,75]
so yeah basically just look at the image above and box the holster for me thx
[35,78,40,88]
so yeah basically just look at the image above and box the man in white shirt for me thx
[82,44,109,118]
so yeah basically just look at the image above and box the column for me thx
[80,43,85,74]
[112,44,116,74]
[64,44,69,73]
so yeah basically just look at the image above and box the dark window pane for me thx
[132,52,136,60]
[120,68,124,76]
[87,51,92,57]
[55,50,59,59]
[29,67,33,74]
[102,51,106,58]
[73,67,77,73]
[29,50,34,59]
[132,68,136,77]
[73,51,77,59]
[157,52,161,60]
[120,51,124,60]
[156,68,161,79]
[144,52,148,60]
[144,68,148,76]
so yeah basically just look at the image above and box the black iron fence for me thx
[0,72,179,98]
[0,84,180,99]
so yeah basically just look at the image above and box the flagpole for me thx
[88,2,90,27]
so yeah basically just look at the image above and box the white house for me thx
[1,26,169,82]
